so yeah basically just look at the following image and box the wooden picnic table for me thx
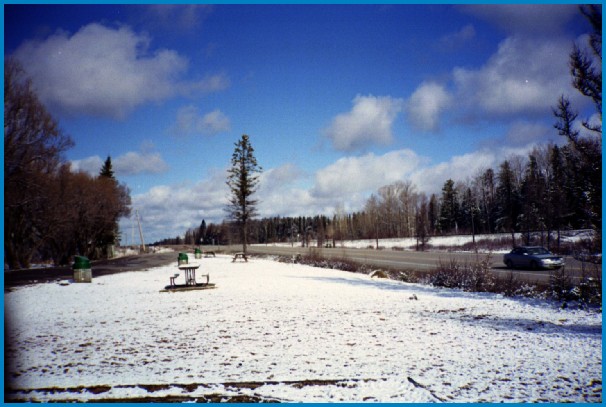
[177,264,208,286]
[232,252,248,262]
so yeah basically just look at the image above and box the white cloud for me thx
[405,82,452,132]
[504,121,552,146]
[12,23,229,119]
[258,164,303,194]
[69,156,104,175]
[143,5,214,31]
[452,36,575,117]
[70,150,169,177]
[177,73,230,96]
[118,140,550,243]
[324,95,403,151]
[256,164,328,218]
[258,188,320,219]
[460,4,578,36]
[123,169,229,243]
[171,105,231,136]
[123,164,313,243]
[439,24,476,49]
[409,142,547,195]
[114,152,169,176]
[312,150,423,199]
[410,150,498,195]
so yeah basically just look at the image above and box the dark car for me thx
[503,246,564,270]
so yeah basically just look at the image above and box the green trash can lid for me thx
[178,253,188,260]
[73,256,91,269]
[194,248,202,253]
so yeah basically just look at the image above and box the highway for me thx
[234,244,599,285]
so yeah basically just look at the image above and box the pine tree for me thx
[520,155,546,244]
[226,134,262,254]
[415,193,430,251]
[546,145,567,250]
[495,160,521,245]
[570,4,602,134]
[99,156,115,179]
[439,179,459,234]
[553,5,602,249]
[198,219,207,245]
[428,193,439,235]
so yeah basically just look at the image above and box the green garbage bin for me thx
[194,248,202,259]
[178,252,188,265]
[73,256,92,283]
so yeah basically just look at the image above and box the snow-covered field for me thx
[258,230,595,252]
[5,254,602,402]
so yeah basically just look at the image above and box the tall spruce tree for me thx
[439,179,459,234]
[99,156,115,179]
[495,160,520,244]
[226,134,262,254]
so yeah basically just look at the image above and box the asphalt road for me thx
[4,251,179,288]
[243,244,599,285]
[5,245,598,288]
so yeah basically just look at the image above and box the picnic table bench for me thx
[232,252,248,262]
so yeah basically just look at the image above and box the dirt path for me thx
[4,251,180,288]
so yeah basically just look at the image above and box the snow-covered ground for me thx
[114,245,173,258]
[5,254,602,402]
[258,230,595,252]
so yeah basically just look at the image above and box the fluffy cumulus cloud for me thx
[256,164,330,218]
[312,150,423,200]
[122,169,229,243]
[121,164,316,243]
[405,82,452,132]
[409,141,549,195]
[257,164,303,195]
[171,105,231,136]
[409,150,498,194]
[69,156,104,175]
[12,23,229,119]
[324,95,403,151]
[114,152,170,175]
[71,150,169,177]
[452,36,574,118]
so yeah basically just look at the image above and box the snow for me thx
[5,254,602,402]
[257,230,596,252]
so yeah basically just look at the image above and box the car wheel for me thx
[505,260,514,269]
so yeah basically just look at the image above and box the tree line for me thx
[5,60,131,269]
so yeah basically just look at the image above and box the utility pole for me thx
[131,218,135,248]
[136,209,146,253]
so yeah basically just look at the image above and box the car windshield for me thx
[527,247,549,255]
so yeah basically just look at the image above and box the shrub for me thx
[550,261,602,307]
[549,267,575,301]
[426,254,495,292]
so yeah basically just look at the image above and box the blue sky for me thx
[4,4,596,243]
